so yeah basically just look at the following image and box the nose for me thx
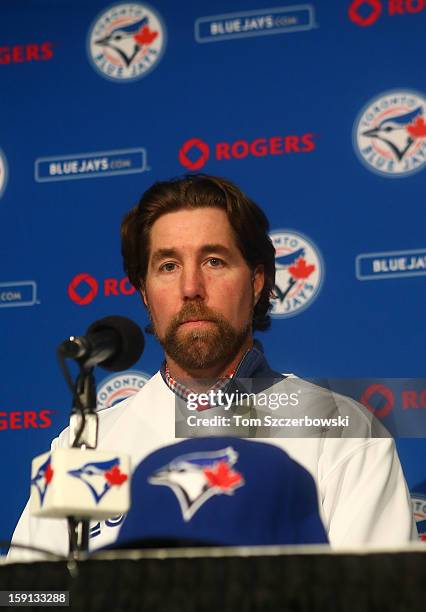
[181,263,206,301]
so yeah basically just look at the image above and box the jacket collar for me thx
[160,338,283,398]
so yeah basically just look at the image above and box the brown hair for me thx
[121,174,276,331]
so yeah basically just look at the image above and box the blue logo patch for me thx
[68,457,128,504]
[149,447,244,521]
[31,456,54,506]
[87,3,167,82]
[353,90,426,177]
[269,230,324,318]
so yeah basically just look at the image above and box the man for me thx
[9,174,416,560]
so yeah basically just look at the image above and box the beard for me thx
[151,300,252,372]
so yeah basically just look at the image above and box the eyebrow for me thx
[150,244,233,266]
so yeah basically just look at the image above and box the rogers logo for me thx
[0,42,54,64]
[361,384,395,418]
[178,133,316,170]
[179,138,210,170]
[360,383,426,418]
[0,409,53,431]
[68,273,99,305]
[68,273,136,306]
[349,0,382,25]
[348,0,426,27]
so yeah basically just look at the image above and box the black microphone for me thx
[58,315,145,372]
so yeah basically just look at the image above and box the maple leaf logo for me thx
[406,117,426,139]
[134,25,158,46]
[204,461,242,491]
[288,257,315,279]
[45,463,54,484]
[105,465,128,486]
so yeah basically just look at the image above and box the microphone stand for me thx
[56,317,144,558]
[60,357,99,559]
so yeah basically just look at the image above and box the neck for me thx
[166,336,253,392]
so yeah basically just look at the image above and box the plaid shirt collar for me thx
[160,340,270,406]
[162,362,235,404]
[160,339,285,410]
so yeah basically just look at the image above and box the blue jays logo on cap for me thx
[113,438,329,548]
[31,455,54,506]
[87,3,167,82]
[68,458,128,504]
[269,230,324,318]
[353,90,426,177]
[148,446,244,521]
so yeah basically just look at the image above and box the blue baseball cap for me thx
[114,437,328,548]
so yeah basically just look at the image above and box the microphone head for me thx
[86,315,145,372]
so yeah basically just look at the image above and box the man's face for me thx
[141,207,264,373]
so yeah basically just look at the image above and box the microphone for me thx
[58,315,145,372]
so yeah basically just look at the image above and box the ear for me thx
[140,283,148,307]
[252,265,265,305]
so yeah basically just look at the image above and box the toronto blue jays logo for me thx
[31,455,54,506]
[87,3,166,82]
[354,90,426,177]
[68,457,128,504]
[148,447,244,521]
[96,369,151,411]
[269,230,324,318]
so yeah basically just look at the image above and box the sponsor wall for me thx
[1,0,425,546]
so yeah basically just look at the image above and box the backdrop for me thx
[1,0,425,546]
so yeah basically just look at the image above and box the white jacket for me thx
[8,371,417,561]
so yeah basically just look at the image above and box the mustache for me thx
[171,301,225,329]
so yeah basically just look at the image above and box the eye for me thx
[159,262,177,272]
[207,257,224,267]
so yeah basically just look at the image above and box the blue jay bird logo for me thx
[354,91,426,177]
[31,455,54,506]
[94,17,155,67]
[88,4,166,82]
[148,447,244,521]
[274,247,315,302]
[270,231,323,318]
[362,107,425,162]
[68,458,128,504]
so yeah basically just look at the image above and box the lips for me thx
[179,319,216,329]
[180,319,213,325]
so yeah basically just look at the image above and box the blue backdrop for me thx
[1,0,425,546]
